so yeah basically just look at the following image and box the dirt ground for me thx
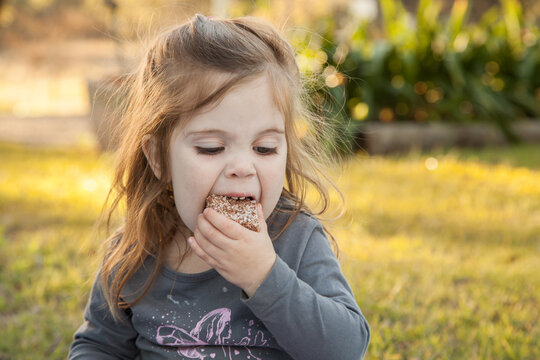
[0,115,95,146]
[0,38,140,146]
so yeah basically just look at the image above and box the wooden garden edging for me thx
[357,121,540,154]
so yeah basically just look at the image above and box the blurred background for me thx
[0,0,539,359]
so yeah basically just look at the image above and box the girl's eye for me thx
[195,147,224,155]
[254,147,277,155]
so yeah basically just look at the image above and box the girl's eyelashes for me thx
[195,146,278,156]
[195,146,224,155]
[254,146,278,155]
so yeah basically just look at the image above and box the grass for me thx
[0,143,112,358]
[0,142,539,359]
[334,144,540,359]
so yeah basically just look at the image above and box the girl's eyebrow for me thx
[185,129,227,137]
[185,128,285,137]
[257,128,285,136]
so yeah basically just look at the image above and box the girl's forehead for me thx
[178,113,286,139]
[176,76,287,135]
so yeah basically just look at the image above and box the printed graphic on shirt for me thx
[156,307,270,359]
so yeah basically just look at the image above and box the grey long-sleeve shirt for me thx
[69,206,370,360]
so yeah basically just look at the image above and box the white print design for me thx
[156,308,268,359]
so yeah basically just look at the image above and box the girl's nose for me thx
[224,156,256,178]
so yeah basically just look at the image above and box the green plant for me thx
[295,0,540,154]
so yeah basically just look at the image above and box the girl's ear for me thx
[142,134,162,180]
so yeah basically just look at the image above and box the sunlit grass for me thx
[333,146,540,359]
[0,143,112,358]
[0,142,539,359]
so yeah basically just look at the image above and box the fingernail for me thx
[187,237,193,244]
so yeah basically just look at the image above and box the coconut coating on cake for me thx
[205,194,259,231]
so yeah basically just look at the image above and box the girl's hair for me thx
[100,14,344,320]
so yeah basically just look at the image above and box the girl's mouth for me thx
[217,193,256,201]
[228,196,254,201]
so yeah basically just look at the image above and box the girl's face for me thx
[169,75,287,233]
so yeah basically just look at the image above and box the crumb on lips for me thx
[205,194,259,231]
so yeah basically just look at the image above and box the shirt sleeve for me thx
[242,221,370,360]
[69,273,140,360]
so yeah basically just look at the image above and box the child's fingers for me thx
[193,226,225,260]
[202,208,245,238]
[256,203,267,232]
[196,214,228,250]
[188,236,219,268]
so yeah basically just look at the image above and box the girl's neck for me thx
[163,226,212,274]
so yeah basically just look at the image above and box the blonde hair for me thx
[100,14,344,320]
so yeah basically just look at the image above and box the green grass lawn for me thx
[1,142,539,359]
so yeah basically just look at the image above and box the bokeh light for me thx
[425,157,439,171]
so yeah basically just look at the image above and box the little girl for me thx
[70,14,369,360]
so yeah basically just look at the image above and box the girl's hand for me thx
[188,203,276,297]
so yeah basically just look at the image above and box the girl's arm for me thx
[242,218,370,360]
[69,273,139,360]
[189,207,370,359]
